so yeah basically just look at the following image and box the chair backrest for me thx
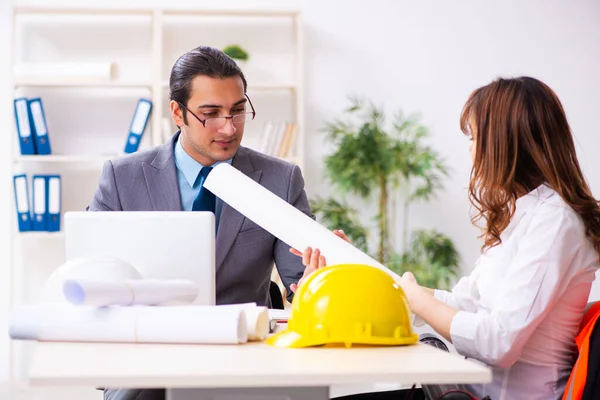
[581,302,600,399]
[269,281,285,310]
[563,301,600,400]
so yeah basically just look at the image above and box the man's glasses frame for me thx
[178,94,256,129]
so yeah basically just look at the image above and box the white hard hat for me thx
[41,257,142,304]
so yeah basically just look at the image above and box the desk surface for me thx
[28,341,491,389]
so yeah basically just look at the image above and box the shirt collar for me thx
[515,183,555,211]
[174,136,232,188]
[502,183,556,239]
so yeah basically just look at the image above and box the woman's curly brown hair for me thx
[460,76,600,256]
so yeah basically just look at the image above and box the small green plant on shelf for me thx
[222,44,250,62]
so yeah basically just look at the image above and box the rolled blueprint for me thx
[63,278,199,306]
[218,303,270,341]
[203,163,400,281]
[9,304,247,344]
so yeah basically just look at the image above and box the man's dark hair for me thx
[169,45,248,124]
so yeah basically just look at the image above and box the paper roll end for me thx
[251,307,270,341]
[63,280,86,305]
[237,310,249,344]
[9,307,40,340]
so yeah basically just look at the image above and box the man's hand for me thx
[288,229,350,293]
[289,247,326,293]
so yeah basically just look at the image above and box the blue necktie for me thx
[192,166,215,213]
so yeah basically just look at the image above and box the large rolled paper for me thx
[63,278,199,306]
[218,303,269,341]
[9,305,247,344]
[204,163,400,282]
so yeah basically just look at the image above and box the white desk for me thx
[28,339,491,400]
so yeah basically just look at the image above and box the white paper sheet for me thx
[9,304,247,344]
[63,278,199,306]
[217,303,270,341]
[204,163,401,282]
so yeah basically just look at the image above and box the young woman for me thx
[295,77,600,399]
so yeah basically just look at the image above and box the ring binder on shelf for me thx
[32,175,48,231]
[124,99,152,154]
[28,98,52,155]
[13,174,32,232]
[46,175,62,232]
[13,98,36,155]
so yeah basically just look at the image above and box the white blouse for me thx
[435,184,599,400]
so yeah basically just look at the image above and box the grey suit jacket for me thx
[88,132,310,306]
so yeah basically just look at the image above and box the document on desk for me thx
[268,309,290,323]
[9,304,249,344]
[204,163,401,281]
[62,278,199,307]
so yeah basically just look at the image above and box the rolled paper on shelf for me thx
[63,279,199,306]
[13,62,115,81]
[9,304,248,344]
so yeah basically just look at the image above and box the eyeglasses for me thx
[178,94,256,129]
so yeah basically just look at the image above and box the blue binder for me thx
[13,98,36,155]
[13,174,32,232]
[46,175,61,232]
[124,99,152,154]
[32,175,48,231]
[28,98,52,155]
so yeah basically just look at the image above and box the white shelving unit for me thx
[8,4,304,383]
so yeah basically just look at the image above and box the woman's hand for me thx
[398,271,457,343]
[398,271,424,311]
[288,229,350,292]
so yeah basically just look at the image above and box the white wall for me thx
[301,0,600,274]
[1,0,14,384]
[1,0,600,383]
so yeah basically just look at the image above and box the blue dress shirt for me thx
[173,137,232,227]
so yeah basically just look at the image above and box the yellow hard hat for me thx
[266,264,418,348]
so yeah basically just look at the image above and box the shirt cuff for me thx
[450,310,481,359]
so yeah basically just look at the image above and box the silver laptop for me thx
[64,211,216,305]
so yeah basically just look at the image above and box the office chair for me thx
[419,334,487,400]
[563,301,600,400]
[578,311,600,399]
[269,281,285,310]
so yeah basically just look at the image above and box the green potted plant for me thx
[222,44,250,67]
[314,96,460,290]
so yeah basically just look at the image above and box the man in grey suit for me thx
[89,46,316,400]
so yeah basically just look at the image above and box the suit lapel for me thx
[142,133,182,211]
[215,147,262,271]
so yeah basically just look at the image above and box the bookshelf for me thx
[14,154,122,163]
[8,4,304,383]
